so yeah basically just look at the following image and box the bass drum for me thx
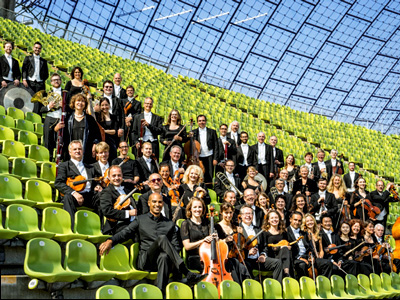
[0,84,34,112]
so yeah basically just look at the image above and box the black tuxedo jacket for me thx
[214,172,242,199]
[343,172,360,190]
[91,161,110,178]
[137,190,172,219]
[312,161,332,181]
[164,159,186,175]
[22,55,49,82]
[0,55,21,81]
[112,84,127,99]
[367,190,393,213]
[287,226,311,260]
[122,98,141,118]
[310,191,338,218]
[325,159,344,179]
[268,191,293,211]
[273,147,284,169]
[239,223,267,256]
[54,160,96,196]
[251,143,274,172]
[235,204,265,228]
[135,156,159,183]
[192,127,219,160]
[227,131,241,146]
[235,144,257,167]
[217,137,237,162]
[132,112,163,145]
[320,231,342,260]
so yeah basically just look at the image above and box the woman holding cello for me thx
[180,165,211,206]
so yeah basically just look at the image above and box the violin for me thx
[199,206,233,292]
[268,236,304,248]
[123,94,138,115]
[183,118,205,174]
[354,244,376,262]
[107,183,144,222]
[163,177,183,207]
[66,175,103,192]
[360,197,381,220]
[101,157,129,188]
[227,226,246,263]
[324,242,351,255]
[390,184,399,201]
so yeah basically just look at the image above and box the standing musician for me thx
[283,154,299,183]
[22,41,49,115]
[180,165,211,206]
[223,190,238,207]
[192,115,219,187]
[135,142,159,184]
[268,178,293,211]
[0,41,21,88]
[99,193,206,293]
[122,85,141,146]
[92,142,110,178]
[214,160,242,201]
[310,178,338,222]
[160,109,188,162]
[239,204,283,282]
[287,211,332,279]
[101,80,124,141]
[236,131,257,181]
[312,150,331,181]
[236,189,265,228]
[319,216,344,274]
[64,66,85,114]
[112,73,127,99]
[112,141,140,191]
[96,98,119,161]
[99,165,137,235]
[269,136,284,179]
[292,166,318,196]
[251,132,274,192]
[163,145,186,178]
[42,73,63,161]
[325,149,344,180]
[216,124,237,174]
[137,173,172,219]
[327,174,350,226]
[55,140,101,227]
[242,166,263,195]
[270,169,291,194]
[303,152,314,180]
[227,120,241,146]
[132,97,163,161]
[63,94,102,164]
[343,162,360,192]
[367,180,395,229]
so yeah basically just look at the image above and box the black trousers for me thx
[62,191,98,229]
[293,257,332,279]
[200,155,214,189]
[237,165,249,181]
[246,257,283,283]
[137,235,185,292]
[27,80,46,115]
[44,116,59,160]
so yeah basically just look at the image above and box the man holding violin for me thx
[320,216,345,274]
[164,145,186,177]
[310,178,337,222]
[55,140,101,228]
[99,193,206,293]
[122,85,141,146]
[368,180,395,229]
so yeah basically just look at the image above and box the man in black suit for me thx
[112,73,127,99]
[102,80,124,140]
[310,178,338,222]
[268,178,293,210]
[99,193,206,293]
[368,180,395,229]
[192,114,219,187]
[214,160,242,201]
[135,142,159,184]
[312,150,331,181]
[236,189,264,228]
[22,41,49,114]
[122,85,141,146]
[236,131,256,180]
[99,165,137,235]
[325,149,344,181]
[251,132,274,192]
[227,120,241,146]
[270,169,290,194]
[54,140,101,228]
[216,123,237,174]
[343,162,360,192]
[0,41,21,88]
[287,212,332,279]
[163,145,186,177]
[132,97,163,161]
[92,142,110,179]
[269,135,284,176]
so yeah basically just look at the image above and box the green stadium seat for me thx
[299,276,320,299]
[2,140,26,161]
[132,283,163,299]
[95,285,130,299]
[220,280,242,299]
[100,244,148,281]
[263,278,283,299]
[0,175,36,206]
[7,107,24,120]
[34,123,44,138]
[0,125,15,143]
[24,238,81,283]
[25,112,42,124]
[129,242,156,280]
[26,180,62,209]
[42,207,88,242]
[369,273,395,298]
[208,189,218,203]
[5,204,54,240]
[0,153,9,174]
[391,272,400,290]
[380,273,400,297]
[11,157,41,182]
[40,162,56,186]
[27,144,50,165]
[166,282,193,299]
[193,281,218,299]
[74,210,111,243]
[17,130,38,145]
[330,275,362,299]
[316,275,344,298]
[14,119,34,133]
[282,277,301,299]
[242,279,262,299]
[0,208,19,239]
[357,274,383,299]
[64,239,115,282]
[0,106,5,115]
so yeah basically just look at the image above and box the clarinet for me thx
[55,91,67,167]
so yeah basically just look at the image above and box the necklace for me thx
[191,218,202,225]
[75,113,84,118]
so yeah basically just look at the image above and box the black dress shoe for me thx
[185,272,208,287]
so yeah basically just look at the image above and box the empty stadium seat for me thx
[282,277,300,299]
[39,162,56,186]
[2,140,26,161]
[166,282,193,299]
[7,107,24,120]
[242,279,262,299]
[17,130,38,145]
[132,283,163,299]
[25,112,42,124]
[25,180,62,209]
[95,285,130,299]
[263,278,283,299]
[193,281,218,299]
[357,274,382,299]
[330,275,362,299]
[220,280,242,299]
[74,210,110,243]
[0,175,36,206]
[0,209,19,240]
[369,273,395,298]
[0,153,9,174]
[11,157,41,182]
[0,126,15,143]
[27,144,50,165]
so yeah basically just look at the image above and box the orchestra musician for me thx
[135,142,159,184]
[290,194,309,216]
[312,150,331,181]
[327,174,350,225]
[180,165,211,206]
[239,204,283,282]
[227,120,241,146]
[65,66,85,97]
[256,192,270,215]
[292,166,318,196]
[132,97,163,161]
[22,41,49,114]
[252,132,274,192]
[235,131,257,181]
[101,80,124,141]
[160,109,188,161]
[319,216,344,274]
[367,180,395,229]
[343,162,360,193]
[214,160,242,201]
[112,73,126,99]
[0,41,21,88]
[122,85,141,146]
[216,124,237,174]
[310,178,338,222]
[242,166,263,195]
[99,193,206,293]
[325,149,344,180]
[348,219,373,275]
[223,190,238,207]
[283,154,299,182]
[268,178,293,211]
[54,140,101,227]
[111,141,139,191]
[269,136,284,178]
[350,177,370,221]
[303,152,314,180]
[236,189,265,228]
[275,195,290,226]
[96,97,119,161]
[270,169,291,194]
[374,223,400,273]
[92,142,110,178]
[163,145,186,178]
[337,221,362,276]
[99,165,137,235]
[302,214,324,260]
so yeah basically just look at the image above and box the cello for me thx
[199,206,233,292]
[183,118,205,174]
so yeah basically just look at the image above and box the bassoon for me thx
[55,90,68,167]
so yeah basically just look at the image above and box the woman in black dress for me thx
[180,197,212,272]
[350,177,371,222]
[283,154,299,182]
[63,94,101,164]
[180,165,211,206]
[96,97,118,162]
[160,109,188,161]
[327,174,350,227]
[290,194,309,216]
[262,210,292,277]
[65,66,85,96]
[242,166,263,194]
[292,166,318,196]
[337,221,359,276]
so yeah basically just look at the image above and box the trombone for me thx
[216,172,243,198]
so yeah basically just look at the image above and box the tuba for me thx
[31,90,62,109]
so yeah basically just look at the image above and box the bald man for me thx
[112,72,127,99]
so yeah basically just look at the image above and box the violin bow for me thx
[337,264,367,291]
[163,121,191,154]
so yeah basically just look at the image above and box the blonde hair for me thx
[327,174,347,197]
[181,165,204,184]
[301,213,321,240]
[95,141,109,153]
[247,166,257,174]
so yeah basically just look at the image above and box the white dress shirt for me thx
[143,112,156,142]
[171,160,180,175]
[71,158,91,193]
[98,161,109,177]
[242,223,259,259]
[199,127,213,157]
[144,157,153,171]
[114,84,121,98]
[231,132,238,144]
[323,228,333,244]
[104,94,113,112]
[318,161,326,171]
[226,172,236,194]
[46,87,63,119]
[291,226,306,258]
[240,144,249,166]
[27,54,42,82]
[4,54,13,81]
[257,143,266,164]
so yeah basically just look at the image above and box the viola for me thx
[268,236,304,248]
[199,206,233,292]
[101,157,129,188]
[360,198,381,219]
[228,231,246,263]
[123,94,138,115]
[107,183,144,222]
[183,118,205,174]
[324,242,350,255]
[354,244,376,262]
[163,177,182,207]
[66,175,103,192]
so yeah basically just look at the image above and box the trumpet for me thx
[216,172,243,198]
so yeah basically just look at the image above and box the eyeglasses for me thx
[104,86,113,89]
[150,178,162,183]
[119,146,129,149]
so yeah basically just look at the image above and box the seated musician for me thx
[92,142,110,179]
[137,173,172,219]
[270,169,291,194]
[235,189,264,228]
[319,216,343,274]
[312,149,331,181]
[111,141,139,191]
[54,140,101,227]
[180,165,210,207]
[287,211,332,279]
[268,178,293,210]
[99,193,206,293]
[367,180,395,228]
[343,162,360,193]
[274,195,290,226]
[302,213,324,261]
[373,223,397,273]
[223,190,237,207]
[310,178,338,223]
[292,166,318,196]
[256,192,270,215]
[350,177,371,222]
[99,165,137,235]
[214,160,242,201]
[163,145,186,178]
[216,124,237,174]
[242,166,263,195]
[290,194,309,216]
[135,142,159,184]
[239,205,283,282]
[327,174,350,226]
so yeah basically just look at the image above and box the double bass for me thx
[183,118,205,174]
